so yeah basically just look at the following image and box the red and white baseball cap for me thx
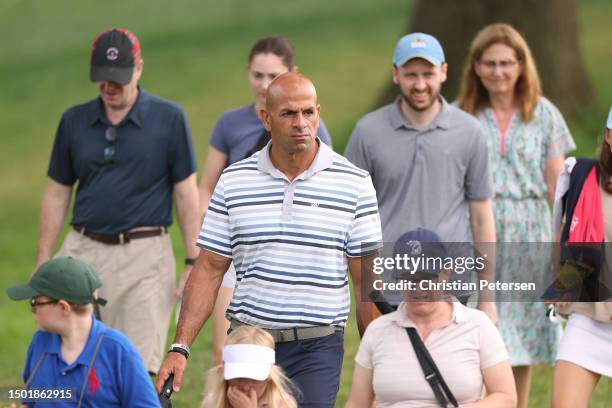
[90,28,141,85]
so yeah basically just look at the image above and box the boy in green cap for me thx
[6,257,159,407]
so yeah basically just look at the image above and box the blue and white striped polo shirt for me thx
[197,140,382,328]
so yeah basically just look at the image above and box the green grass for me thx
[1,0,611,406]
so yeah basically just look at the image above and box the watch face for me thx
[169,344,190,355]
[169,348,189,359]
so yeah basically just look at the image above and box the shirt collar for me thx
[42,331,62,356]
[89,86,148,129]
[39,315,104,367]
[389,96,451,131]
[257,138,334,181]
[393,299,466,328]
[74,315,105,366]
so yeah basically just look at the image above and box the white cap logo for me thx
[106,47,119,61]
[410,38,427,49]
[407,240,422,256]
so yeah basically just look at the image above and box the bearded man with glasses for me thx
[34,28,200,376]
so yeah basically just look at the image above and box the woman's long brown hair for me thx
[457,23,541,122]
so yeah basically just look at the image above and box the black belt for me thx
[73,225,167,245]
[229,319,343,343]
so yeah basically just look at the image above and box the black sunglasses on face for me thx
[104,127,117,162]
[29,297,59,312]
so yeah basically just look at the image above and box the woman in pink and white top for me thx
[549,108,612,407]
[345,229,516,408]
[457,23,575,408]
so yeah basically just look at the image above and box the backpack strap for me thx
[561,158,598,242]
[559,158,605,301]
[76,329,106,408]
[24,352,47,389]
[242,129,271,161]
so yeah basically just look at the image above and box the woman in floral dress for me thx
[457,23,575,408]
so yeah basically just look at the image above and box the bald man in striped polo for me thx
[158,73,382,407]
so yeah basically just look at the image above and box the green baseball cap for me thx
[6,257,104,305]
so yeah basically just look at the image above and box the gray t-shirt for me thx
[344,97,492,243]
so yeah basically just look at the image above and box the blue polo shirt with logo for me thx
[22,316,159,407]
[47,88,197,235]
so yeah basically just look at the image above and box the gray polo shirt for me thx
[344,97,492,243]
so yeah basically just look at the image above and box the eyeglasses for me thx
[30,297,59,312]
[478,59,519,71]
[104,127,117,163]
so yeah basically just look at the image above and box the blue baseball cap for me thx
[607,107,612,130]
[393,228,448,277]
[393,33,445,67]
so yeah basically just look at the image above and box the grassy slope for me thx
[0,0,610,406]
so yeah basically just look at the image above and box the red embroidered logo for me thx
[106,47,119,61]
[87,368,101,396]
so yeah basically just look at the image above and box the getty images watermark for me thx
[365,241,612,302]
[371,251,536,292]
[358,241,610,303]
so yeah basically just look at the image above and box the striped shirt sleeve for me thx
[197,176,232,258]
[346,174,382,257]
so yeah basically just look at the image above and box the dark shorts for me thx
[275,331,344,408]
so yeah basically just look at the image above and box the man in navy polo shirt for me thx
[6,257,159,407]
[34,28,200,374]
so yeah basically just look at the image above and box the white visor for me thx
[223,344,275,381]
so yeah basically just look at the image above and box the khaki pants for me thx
[57,228,176,372]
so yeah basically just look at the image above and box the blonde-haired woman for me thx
[457,23,575,408]
[202,326,297,408]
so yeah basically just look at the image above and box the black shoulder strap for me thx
[242,129,271,161]
[24,330,107,408]
[559,158,608,301]
[77,330,107,408]
[561,158,598,242]
[405,327,458,408]
[24,351,47,389]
